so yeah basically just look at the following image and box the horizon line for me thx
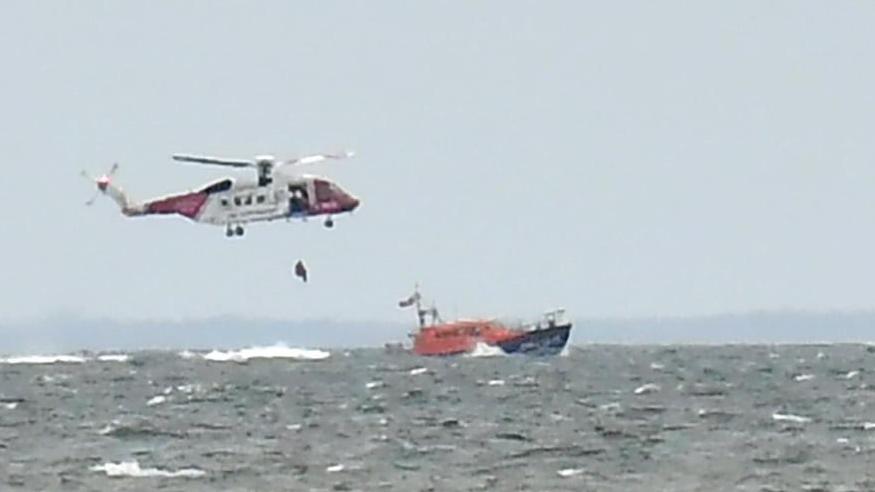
[6,306,875,325]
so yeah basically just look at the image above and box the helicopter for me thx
[81,151,360,237]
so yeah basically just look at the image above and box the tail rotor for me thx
[81,163,119,206]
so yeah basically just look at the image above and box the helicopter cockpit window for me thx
[200,179,233,195]
[245,195,253,205]
[314,180,333,201]
[220,198,229,207]
[256,195,265,204]
[234,197,242,206]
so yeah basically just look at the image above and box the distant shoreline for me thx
[1,310,874,353]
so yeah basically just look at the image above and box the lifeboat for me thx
[397,287,572,357]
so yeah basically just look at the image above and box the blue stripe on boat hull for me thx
[496,324,571,356]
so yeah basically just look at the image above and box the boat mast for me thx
[412,284,442,327]
[415,284,426,328]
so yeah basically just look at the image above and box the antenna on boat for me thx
[428,301,442,325]
[414,283,425,328]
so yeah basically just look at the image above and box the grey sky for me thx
[2,2,874,326]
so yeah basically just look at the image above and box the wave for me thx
[1,353,131,365]
[633,383,661,395]
[98,420,184,439]
[201,344,330,363]
[146,395,167,407]
[97,354,130,363]
[464,342,506,358]
[1,345,328,365]
[178,350,198,359]
[90,460,205,478]
[557,468,585,478]
[772,412,811,424]
[1,354,87,365]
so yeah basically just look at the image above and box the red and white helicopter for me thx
[82,151,360,237]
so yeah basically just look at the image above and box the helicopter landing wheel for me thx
[235,225,245,236]
[324,217,334,229]
[226,226,234,237]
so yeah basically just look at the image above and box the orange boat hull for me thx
[411,320,522,356]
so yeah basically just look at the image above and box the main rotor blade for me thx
[172,154,254,168]
[282,150,355,166]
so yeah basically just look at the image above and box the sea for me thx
[1,343,874,491]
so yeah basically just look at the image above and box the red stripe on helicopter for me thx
[145,192,209,219]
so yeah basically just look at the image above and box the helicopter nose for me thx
[347,196,360,211]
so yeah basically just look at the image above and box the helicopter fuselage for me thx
[86,151,359,237]
[130,172,359,236]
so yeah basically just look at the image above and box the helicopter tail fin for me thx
[81,164,145,216]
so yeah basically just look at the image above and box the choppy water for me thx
[1,343,875,491]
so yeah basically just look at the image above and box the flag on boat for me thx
[398,291,420,308]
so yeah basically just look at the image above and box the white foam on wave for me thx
[176,384,201,394]
[794,374,815,382]
[98,423,117,435]
[557,468,585,478]
[1,354,87,365]
[178,350,198,359]
[634,383,661,395]
[0,353,131,365]
[772,412,811,424]
[409,367,429,376]
[202,344,330,363]
[464,342,505,358]
[146,395,167,407]
[90,460,205,478]
[3,402,18,410]
[97,354,130,363]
